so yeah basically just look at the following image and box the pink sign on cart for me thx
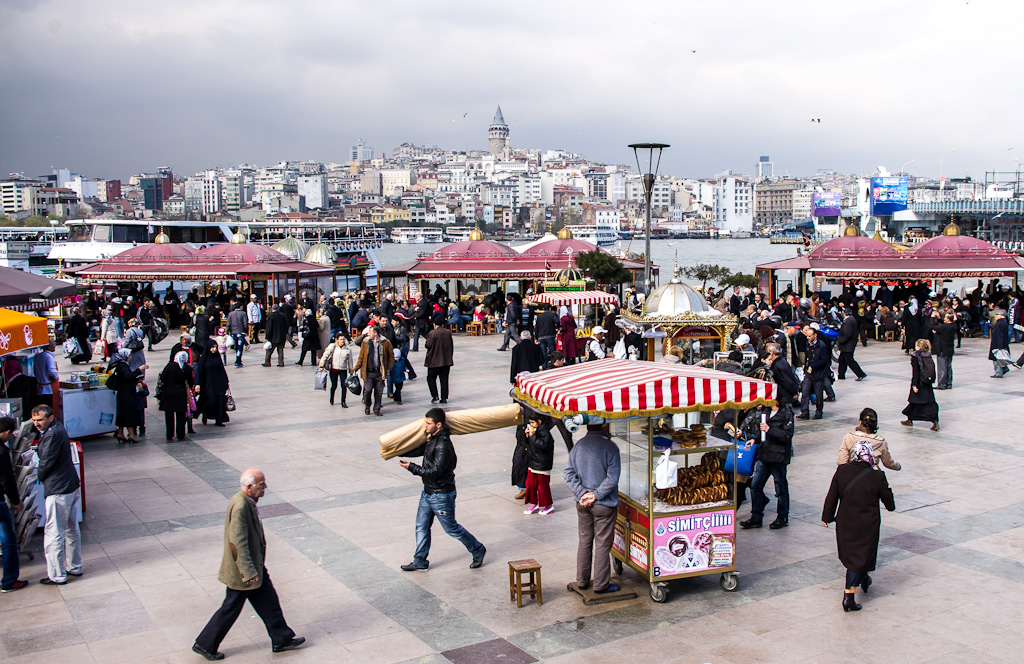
[651,509,735,577]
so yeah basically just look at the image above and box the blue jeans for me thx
[0,502,19,588]
[981,320,991,338]
[413,490,483,566]
[538,337,556,367]
[749,460,789,521]
[232,333,246,365]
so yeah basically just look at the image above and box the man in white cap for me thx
[586,327,608,361]
[246,294,262,344]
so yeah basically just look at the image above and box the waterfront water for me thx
[375,238,800,283]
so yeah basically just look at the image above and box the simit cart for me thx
[514,358,775,602]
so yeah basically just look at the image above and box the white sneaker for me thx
[523,504,538,514]
[538,506,554,515]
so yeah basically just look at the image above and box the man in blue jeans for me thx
[0,417,28,592]
[227,304,249,368]
[398,408,486,571]
[740,403,795,530]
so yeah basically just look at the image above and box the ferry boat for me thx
[443,226,475,241]
[244,218,386,283]
[0,226,69,274]
[565,224,618,246]
[49,219,237,266]
[390,227,443,244]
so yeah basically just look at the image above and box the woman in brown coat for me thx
[822,442,896,612]
[424,316,454,403]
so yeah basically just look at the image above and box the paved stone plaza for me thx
[1,333,1023,663]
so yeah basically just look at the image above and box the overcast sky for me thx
[1,0,1020,182]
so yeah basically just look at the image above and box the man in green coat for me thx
[193,469,304,660]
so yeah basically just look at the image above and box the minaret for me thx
[488,105,509,158]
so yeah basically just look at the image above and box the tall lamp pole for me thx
[939,149,957,198]
[899,159,915,176]
[629,142,670,294]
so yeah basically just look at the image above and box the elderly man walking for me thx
[193,469,304,660]
[564,423,621,593]
[497,294,522,351]
[990,309,1011,378]
[33,405,82,586]
[262,304,288,367]
[354,325,394,416]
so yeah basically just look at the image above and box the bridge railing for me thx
[909,200,1024,215]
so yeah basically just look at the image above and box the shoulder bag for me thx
[225,389,236,412]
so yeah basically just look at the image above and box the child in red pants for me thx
[523,413,556,515]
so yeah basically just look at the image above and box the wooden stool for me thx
[466,322,482,336]
[884,329,896,342]
[508,559,542,607]
[448,324,459,333]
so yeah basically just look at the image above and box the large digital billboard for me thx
[870,177,908,215]
[811,191,842,216]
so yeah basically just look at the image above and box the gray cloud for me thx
[1,0,1021,180]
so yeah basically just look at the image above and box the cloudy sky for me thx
[1,0,1020,182]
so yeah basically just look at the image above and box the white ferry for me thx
[443,226,475,241]
[565,224,618,246]
[390,227,443,244]
[49,219,237,266]
[244,218,386,284]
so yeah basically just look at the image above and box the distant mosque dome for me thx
[304,243,336,265]
[271,237,311,261]
[557,227,573,240]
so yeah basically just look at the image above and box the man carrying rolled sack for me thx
[563,422,621,593]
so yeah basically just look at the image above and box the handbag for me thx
[654,449,678,489]
[315,369,328,391]
[346,374,363,396]
[225,390,236,412]
[62,338,82,358]
[725,442,758,476]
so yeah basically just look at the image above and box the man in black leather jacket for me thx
[398,408,486,571]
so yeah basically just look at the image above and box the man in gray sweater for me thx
[563,424,621,593]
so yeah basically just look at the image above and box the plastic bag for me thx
[612,338,627,360]
[315,369,327,391]
[346,374,362,396]
[654,449,678,489]
[62,338,82,359]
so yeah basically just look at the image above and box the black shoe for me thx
[67,571,83,577]
[215,422,226,427]
[401,562,428,572]
[594,584,620,594]
[341,403,348,408]
[192,643,225,661]
[1,579,28,592]
[375,412,383,417]
[395,399,402,405]
[272,637,306,653]
[855,375,866,381]
[824,397,836,402]
[431,397,439,404]
[812,413,823,420]
[440,399,448,404]
[861,575,872,594]
[739,519,762,529]
[39,577,67,585]
[470,546,486,569]
[796,413,810,420]
[769,518,789,529]
[202,416,208,425]
[843,592,862,612]
[364,410,371,415]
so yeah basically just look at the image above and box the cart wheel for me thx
[613,558,623,575]
[649,582,668,603]
[720,572,739,592]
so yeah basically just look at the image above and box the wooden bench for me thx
[508,559,542,607]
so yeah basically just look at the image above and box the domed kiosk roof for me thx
[195,243,289,262]
[808,235,900,259]
[907,223,1010,258]
[643,265,722,318]
[521,237,600,257]
[271,237,311,261]
[112,243,198,261]
[304,243,337,265]
[429,239,517,259]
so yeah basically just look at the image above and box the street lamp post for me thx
[899,159,915,176]
[629,142,670,294]
[939,149,957,199]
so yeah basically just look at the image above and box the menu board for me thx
[651,509,735,577]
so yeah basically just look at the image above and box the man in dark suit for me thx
[836,309,866,381]
[193,470,304,660]
[509,330,545,384]
[279,296,298,348]
[497,295,522,351]
[262,305,288,367]
[798,325,829,420]
[424,316,454,404]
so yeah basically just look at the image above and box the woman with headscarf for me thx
[158,351,195,441]
[902,338,940,431]
[108,348,147,443]
[900,296,921,353]
[65,306,92,364]
[100,307,121,359]
[822,441,896,612]
[124,317,147,376]
[195,344,230,426]
[193,305,213,351]
[558,306,578,365]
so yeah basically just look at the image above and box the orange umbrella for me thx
[0,308,49,355]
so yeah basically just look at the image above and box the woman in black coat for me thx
[108,349,147,443]
[901,338,939,431]
[511,420,529,499]
[523,413,555,515]
[158,352,195,441]
[296,308,322,366]
[195,344,230,426]
[822,442,896,612]
[193,306,213,351]
[66,307,92,364]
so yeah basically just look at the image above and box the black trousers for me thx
[837,350,865,379]
[329,370,347,405]
[165,410,186,440]
[195,570,295,652]
[364,374,385,413]
[799,375,824,416]
[427,366,450,400]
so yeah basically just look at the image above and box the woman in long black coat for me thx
[193,306,213,352]
[900,298,921,352]
[108,349,146,443]
[822,442,895,612]
[158,352,195,441]
[511,420,529,499]
[66,306,92,364]
[901,338,940,431]
[195,344,230,426]
[296,308,321,366]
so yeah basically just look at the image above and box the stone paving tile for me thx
[882,532,952,555]
[443,638,538,664]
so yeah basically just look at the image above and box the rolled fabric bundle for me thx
[379,403,524,459]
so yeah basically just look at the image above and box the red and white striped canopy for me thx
[514,358,775,419]
[525,290,619,307]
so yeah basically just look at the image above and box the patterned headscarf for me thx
[174,351,189,369]
[108,347,131,370]
[853,441,875,465]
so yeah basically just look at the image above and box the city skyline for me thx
[1,0,1020,181]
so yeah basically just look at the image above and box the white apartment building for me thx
[713,177,753,234]
[297,174,329,210]
[625,178,672,210]
[220,170,244,213]
[202,170,222,215]
[0,180,40,216]
[516,174,542,207]
[163,196,186,216]
[254,167,298,196]
[380,169,415,196]
[184,177,204,215]
[792,188,812,220]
